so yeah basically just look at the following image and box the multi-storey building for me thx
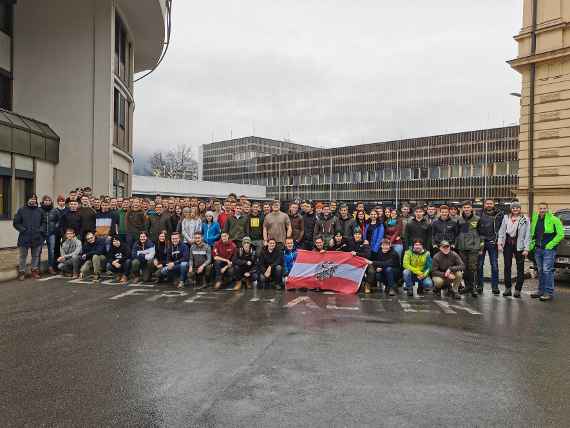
[202,126,520,205]
[199,136,315,182]
[0,0,170,248]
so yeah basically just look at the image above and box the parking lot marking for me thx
[434,300,482,315]
[147,290,189,302]
[284,295,320,309]
[38,275,64,282]
[326,296,360,311]
[110,288,155,300]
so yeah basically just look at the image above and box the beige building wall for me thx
[509,0,570,212]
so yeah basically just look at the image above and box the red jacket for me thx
[213,239,237,260]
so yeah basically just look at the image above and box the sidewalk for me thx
[0,247,49,282]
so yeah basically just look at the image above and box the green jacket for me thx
[403,249,432,277]
[530,211,564,251]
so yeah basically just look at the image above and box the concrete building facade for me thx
[0,0,169,248]
[201,126,520,205]
[509,0,570,211]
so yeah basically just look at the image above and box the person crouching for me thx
[432,240,465,300]
[258,238,284,290]
[232,236,258,290]
[213,232,237,289]
[107,235,131,284]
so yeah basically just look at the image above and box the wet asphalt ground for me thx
[1,275,569,427]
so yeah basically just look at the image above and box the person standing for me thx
[431,205,460,251]
[313,204,336,249]
[126,199,148,251]
[13,194,46,280]
[263,200,292,250]
[477,199,503,295]
[52,195,68,271]
[455,201,482,297]
[60,200,82,238]
[223,204,249,247]
[248,203,264,254]
[78,196,97,240]
[404,206,431,250]
[40,195,59,275]
[202,211,221,247]
[529,203,564,301]
[180,207,202,246]
[334,204,357,241]
[301,201,317,251]
[497,202,531,298]
[288,202,304,247]
[365,210,385,259]
[384,209,404,259]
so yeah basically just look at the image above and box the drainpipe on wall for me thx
[528,0,538,213]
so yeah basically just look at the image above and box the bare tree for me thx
[148,145,198,180]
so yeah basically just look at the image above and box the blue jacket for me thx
[131,240,156,262]
[167,242,190,265]
[13,204,46,248]
[283,248,298,274]
[202,221,221,246]
[366,222,385,253]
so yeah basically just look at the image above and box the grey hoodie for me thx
[498,214,531,252]
[61,238,82,260]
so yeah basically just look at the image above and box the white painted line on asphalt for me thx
[399,301,417,313]
[326,296,360,311]
[360,298,386,312]
[68,278,94,285]
[147,290,189,302]
[38,275,64,282]
[433,300,456,314]
[434,300,482,315]
[110,288,155,300]
[127,283,156,288]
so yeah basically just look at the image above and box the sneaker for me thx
[48,267,57,275]
[120,275,128,285]
[18,272,25,281]
[406,287,413,297]
[471,290,478,298]
[432,288,442,298]
[72,274,80,279]
[364,284,371,294]
[388,288,396,296]
[417,286,424,296]
[530,291,542,299]
[502,288,512,297]
[233,281,242,291]
[539,295,553,302]
[513,290,521,298]
[492,289,500,296]
[476,286,483,295]
[92,274,100,283]
[448,289,462,300]
[213,281,222,290]
[177,281,184,289]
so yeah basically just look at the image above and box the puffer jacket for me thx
[455,213,482,252]
[335,215,357,240]
[431,217,459,248]
[402,249,432,277]
[366,222,385,254]
[314,214,336,243]
[41,205,59,236]
[478,208,503,242]
[202,221,221,246]
[13,204,46,248]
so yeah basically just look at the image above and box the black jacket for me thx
[404,217,432,249]
[477,208,503,242]
[233,247,257,270]
[41,205,59,236]
[335,215,357,240]
[81,238,106,261]
[344,239,371,259]
[13,204,46,248]
[107,243,131,264]
[302,211,316,243]
[155,241,169,265]
[257,248,284,271]
[431,217,459,247]
[60,210,82,236]
[371,249,400,270]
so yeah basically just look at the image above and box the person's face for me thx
[356,203,364,211]
[272,202,280,212]
[112,239,120,247]
[390,210,398,219]
[290,204,299,215]
[357,211,365,221]
[381,242,391,253]
[242,204,250,214]
[155,204,163,214]
[511,206,521,216]
[330,202,337,211]
[69,201,79,211]
[252,204,260,215]
[484,200,495,210]
[42,197,53,207]
[190,198,198,207]
[334,234,343,243]
[86,233,95,244]
[57,199,66,208]
[354,232,362,241]
[69,192,77,200]
[93,199,101,209]
[285,239,294,250]
[415,209,424,220]
[538,205,548,216]
[340,207,348,217]
[110,199,117,210]
[171,234,180,245]
[316,206,323,215]
[440,209,449,220]
[158,232,166,243]
[168,202,175,212]
[155,196,162,204]
[263,204,271,214]
[323,206,331,216]
[462,205,473,216]
[101,202,109,212]
[413,242,424,253]
[175,206,182,215]
[81,196,90,206]
[243,242,251,251]
[450,208,458,217]
[142,201,149,211]
[235,206,242,215]
[132,200,140,210]
[223,201,231,211]
[427,207,436,216]
[440,245,451,255]
[221,233,229,243]
[66,231,75,240]
[370,210,378,221]
[315,239,324,250]
[402,206,410,216]
[268,240,276,250]
[122,200,130,209]
[214,201,221,211]
[205,214,213,223]
[139,234,147,243]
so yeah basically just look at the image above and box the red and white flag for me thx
[285,250,369,295]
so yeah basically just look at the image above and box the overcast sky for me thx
[133,0,523,162]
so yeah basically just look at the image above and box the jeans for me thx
[161,262,189,282]
[535,248,556,296]
[376,266,397,289]
[402,269,433,290]
[392,244,404,260]
[214,260,234,283]
[478,240,499,290]
[18,245,43,273]
[503,242,525,291]
[44,234,56,268]
[107,260,131,276]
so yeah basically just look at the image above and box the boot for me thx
[364,284,371,294]
[213,280,222,290]
[407,287,414,297]
[502,288,512,297]
[31,269,41,280]
[530,291,542,298]
[18,272,25,281]
[448,288,462,300]
[120,275,128,284]
[92,274,100,283]
[388,287,396,296]
[72,273,79,279]
[513,289,521,298]
[417,285,424,296]
[233,280,242,291]
[245,279,252,289]
[48,266,56,275]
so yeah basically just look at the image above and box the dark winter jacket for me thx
[302,211,316,244]
[131,239,155,262]
[371,249,400,270]
[257,247,284,271]
[404,217,432,249]
[13,204,46,248]
[107,243,131,264]
[384,219,403,246]
[233,246,257,271]
[344,239,371,259]
[431,217,460,248]
[477,208,503,242]
[167,242,190,265]
[247,214,263,241]
[126,209,148,239]
[223,214,249,242]
[79,206,97,237]
[41,205,59,236]
[289,213,304,243]
[432,250,465,277]
[456,213,482,252]
[60,210,82,236]
[154,241,169,265]
[335,215,358,240]
[314,214,336,243]
[81,238,106,261]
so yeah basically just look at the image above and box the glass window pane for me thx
[14,155,33,171]
[0,151,10,168]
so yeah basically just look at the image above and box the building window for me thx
[509,161,519,175]
[495,162,508,176]
[473,164,483,177]
[0,3,13,36]
[115,14,129,84]
[113,89,130,153]
[0,72,11,110]
[0,175,9,218]
[113,168,128,197]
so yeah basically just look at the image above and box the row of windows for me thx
[114,14,133,86]
[113,168,128,198]
[113,88,131,154]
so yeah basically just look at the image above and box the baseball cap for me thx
[439,240,450,247]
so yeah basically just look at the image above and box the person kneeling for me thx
[188,232,212,289]
[283,237,298,285]
[57,228,82,278]
[232,236,258,290]
[80,232,107,282]
[258,239,284,290]
[432,240,464,300]
[107,235,131,284]
[213,232,237,289]
[131,231,155,283]
[372,239,400,296]
[402,239,433,297]
[164,232,189,288]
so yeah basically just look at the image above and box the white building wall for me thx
[35,160,56,199]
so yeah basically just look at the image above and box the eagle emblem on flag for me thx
[315,261,338,281]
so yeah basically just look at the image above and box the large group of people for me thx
[12,187,565,301]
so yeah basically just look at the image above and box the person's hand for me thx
[244,272,250,278]
[265,267,271,278]
[351,251,357,256]
[168,262,174,270]
[367,260,373,265]
[445,269,451,277]
[479,250,483,256]
[82,255,86,260]
[320,249,326,254]
[197,265,203,274]
[221,265,228,274]
[112,261,120,268]
[263,240,268,247]
[363,240,369,245]
[498,244,503,252]
[522,250,529,257]
[228,261,232,266]
[417,273,425,280]
[188,266,193,273]
[329,239,334,247]
[57,256,64,263]
[376,267,382,272]
[449,273,456,280]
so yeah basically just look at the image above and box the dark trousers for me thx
[107,260,131,276]
[459,250,478,290]
[214,260,234,283]
[233,266,258,282]
[258,265,283,289]
[503,242,525,291]
[376,266,397,289]
[188,264,213,286]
